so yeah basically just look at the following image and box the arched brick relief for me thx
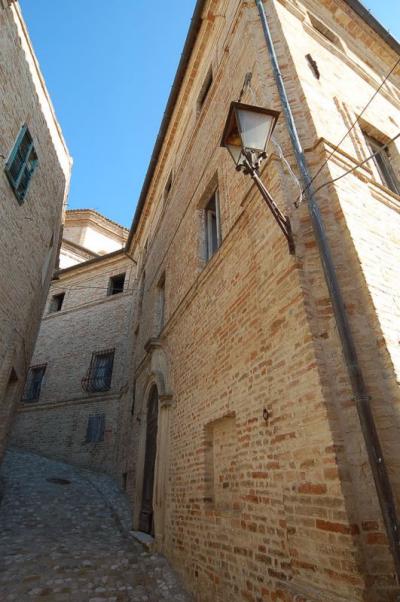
[133,344,173,547]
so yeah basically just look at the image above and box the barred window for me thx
[23,365,46,402]
[85,414,105,443]
[82,349,115,393]
[5,125,38,203]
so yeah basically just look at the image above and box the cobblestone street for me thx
[0,449,192,602]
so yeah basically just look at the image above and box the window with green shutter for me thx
[5,125,38,203]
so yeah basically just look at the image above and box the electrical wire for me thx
[271,137,303,206]
[302,55,400,196]
[311,131,400,196]
[50,284,136,293]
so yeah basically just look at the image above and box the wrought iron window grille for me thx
[81,348,115,393]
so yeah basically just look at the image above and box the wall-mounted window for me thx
[108,273,125,296]
[23,364,46,403]
[164,172,173,202]
[49,292,65,313]
[82,349,115,393]
[308,13,343,49]
[363,131,400,195]
[137,270,146,318]
[197,68,213,115]
[156,272,166,335]
[204,191,221,261]
[5,125,38,204]
[85,414,105,443]
[131,380,136,416]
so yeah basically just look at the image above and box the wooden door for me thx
[139,385,159,534]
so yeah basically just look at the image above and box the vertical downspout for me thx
[254,0,400,581]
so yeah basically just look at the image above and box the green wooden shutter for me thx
[5,125,38,203]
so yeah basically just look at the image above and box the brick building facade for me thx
[117,1,400,600]
[11,211,135,476]
[0,1,71,461]
[7,0,400,599]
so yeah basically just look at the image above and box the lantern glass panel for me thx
[226,144,243,166]
[237,108,275,152]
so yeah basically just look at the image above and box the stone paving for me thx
[0,449,192,602]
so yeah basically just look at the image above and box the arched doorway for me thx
[139,385,159,534]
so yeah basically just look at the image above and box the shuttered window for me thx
[85,414,105,443]
[23,365,46,402]
[5,126,38,203]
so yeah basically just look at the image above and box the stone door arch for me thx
[139,384,159,534]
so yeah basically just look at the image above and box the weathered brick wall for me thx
[11,253,135,476]
[278,0,400,593]
[0,2,71,461]
[119,0,400,600]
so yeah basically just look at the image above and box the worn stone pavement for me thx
[0,449,192,602]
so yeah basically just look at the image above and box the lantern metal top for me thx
[221,101,280,168]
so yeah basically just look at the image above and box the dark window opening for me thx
[197,69,213,114]
[82,349,115,393]
[131,380,136,416]
[164,172,173,201]
[308,13,342,49]
[305,54,320,79]
[205,192,220,260]
[364,133,400,195]
[5,125,38,204]
[86,414,105,443]
[108,273,125,295]
[137,271,146,318]
[122,472,128,491]
[156,272,166,334]
[49,292,65,313]
[8,367,18,383]
[23,364,46,402]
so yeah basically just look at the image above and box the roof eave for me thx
[126,0,207,252]
[125,0,400,254]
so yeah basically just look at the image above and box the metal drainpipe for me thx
[254,0,400,581]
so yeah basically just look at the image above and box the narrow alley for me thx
[0,450,192,602]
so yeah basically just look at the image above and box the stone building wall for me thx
[0,1,71,461]
[11,236,135,476]
[62,209,129,262]
[118,1,400,601]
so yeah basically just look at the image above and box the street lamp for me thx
[221,101,295,254]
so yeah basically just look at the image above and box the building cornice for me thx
[53,248,129,279]
[61,238,99,260]
[66,209,129,239]
[344,0,400,56]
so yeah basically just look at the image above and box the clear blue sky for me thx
[19,1,400,229]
